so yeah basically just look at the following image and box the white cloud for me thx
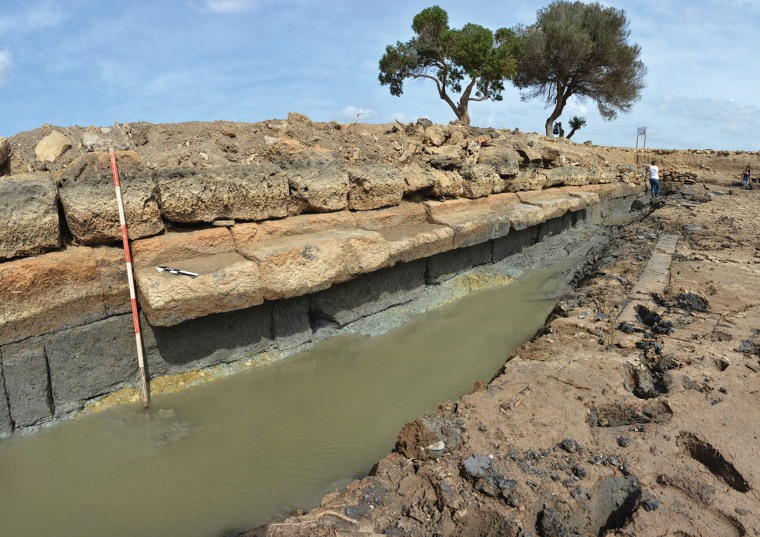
[205,0,259,13]
[0,1,68,36]
[341,105,373,122]
[0,50,12,87]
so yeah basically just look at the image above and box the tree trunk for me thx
[457,106,471,126]
[566,128,577,139]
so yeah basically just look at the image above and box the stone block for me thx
[424,199,510,248]
[484,193,548,231]
[58,151,163,244]
[0,173,61,260]
[429,169,463,198]
[156,163,289,223]
[0,246,129,346]
[310,260,427,326]
[1,338,53,427]
[241,229,392,300]
[542,166,592,187]
[246,212,357,243]
[505,172,547,192]
[136,251,264,326]
[272,296,312,351]
[44,315,139,415]
[131,227,235,270]
[286,163,349,214]
[426,242,492,284]
[516,189,585,220]
[536,212,575,242]
[0,351,13,436]
[143,303,272,375]
[460,164,497,199]
[380,223,455,264]
[35,130,72,163]
[400,164,434,195]
[478,144,520,177]
[348,165,405,211]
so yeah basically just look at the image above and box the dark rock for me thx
[560,438,582,453]
[461,454,492,479]
[641,498,660,511]
[2,337,54,427]
[617,436,631,448]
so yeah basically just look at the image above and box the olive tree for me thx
[514,1,646,136]
[378,5,520,126]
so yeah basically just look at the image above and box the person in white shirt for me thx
[646,159,660,198]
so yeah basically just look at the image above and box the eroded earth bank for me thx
[246,185,760,536]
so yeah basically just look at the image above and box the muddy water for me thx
[0,260,576,537]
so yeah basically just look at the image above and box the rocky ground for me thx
[244,181,760,536]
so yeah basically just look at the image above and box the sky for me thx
[0,0,758,151]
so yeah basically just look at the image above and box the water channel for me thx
[0,249,585,537]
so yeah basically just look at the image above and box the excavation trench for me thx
[0,221,621,537]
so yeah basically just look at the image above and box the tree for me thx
[514,1,646,136]
[378,6,520,126]
[566,116,586,139]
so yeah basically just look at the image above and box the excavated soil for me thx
[244,181,760,536]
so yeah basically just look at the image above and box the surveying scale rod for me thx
[109,147,149,409]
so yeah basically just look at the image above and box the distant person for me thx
[741,164,751,189]
[646,159,660,198]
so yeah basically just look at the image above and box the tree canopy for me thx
[378,6,520,126]
[514,1,646,136]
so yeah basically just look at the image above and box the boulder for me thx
[81,125,132,152]
[542,166,592,188]
[157,163,289,223]
[400,164,435,195]
[35,130,72,163]
[348,165,405,211]
[427,145,462,170]
[58,151,163,244]
[460,164,498,199]
[0,173,60,260]
[286,163,349,214]
[424,125,447,147]
[429,169,464,198]
[0,246,129,346]
[0,137,10,170]
[504,171,548,192]
[478,144,521,177]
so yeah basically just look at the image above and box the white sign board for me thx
[637,127,647,136]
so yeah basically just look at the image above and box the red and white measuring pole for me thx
[109,147,149,409]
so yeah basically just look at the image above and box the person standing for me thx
[646,159,660,198]
[741,164,751,189]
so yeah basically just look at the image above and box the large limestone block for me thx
[35,130,72,163]
[287,163,349,214]
[0,246,130,346]
[515,189,585,220]
[44,315,138,415]
[131,227,234,269]
[460,164,498,199]
[58,151,164,244]
[483,193,549,230]
[542,166,592,187]
[578,182,629,201]
[136,251,264,326]
[1,338,53,428]
[354,203,454,264]
[247,211,357,243]
[0,173,60,260]
[504,171,547,192]
[478,144,521,177]
[424,199,510,248]
[563,187,601,206]
[429,169,464,198]
[400,164,434,195]
[156,163,289,223]
[348,165,405,210]
[241,229,392,300]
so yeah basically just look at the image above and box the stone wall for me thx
[0,118,664,436]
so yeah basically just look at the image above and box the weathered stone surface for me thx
[424,125,447,147]
[514,143,542,165]
[143,304,272,375]
[242,229,392,300]
[286,163,349,214]
[58,151,163,244]
[81,126,131,152]
[354,203,454,264]
[131,227,234,269]
[429,169,464,198]
[0,246,129,346]
[44,315,139,415]
[0,356,12,436]
[35,130,72,162]
[156,163,289,223]
[478,144,520,177]
[424,199,510,248]
[136,252,264,326]
[0,173,60,260]
[311,260,427,326]
[1,338,53,427]
[427,145,463,170]
[505,172,547,192]
[516,189,586,220]
[272,296,312,351]
[460,164,498,199]
[483,193,549,231]
[247,211,357,243]
[541,166,591,187]
[400,164,434,195]
[492,227,539,261]
[348,165,405,211]
[426,242,492,284]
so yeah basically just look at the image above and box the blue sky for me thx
[0,0,758,150]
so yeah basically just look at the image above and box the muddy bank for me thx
[245,183,760,537]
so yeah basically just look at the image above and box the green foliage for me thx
[566,116,586,139]
[378,5,520,125]
[514,1,646,135]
